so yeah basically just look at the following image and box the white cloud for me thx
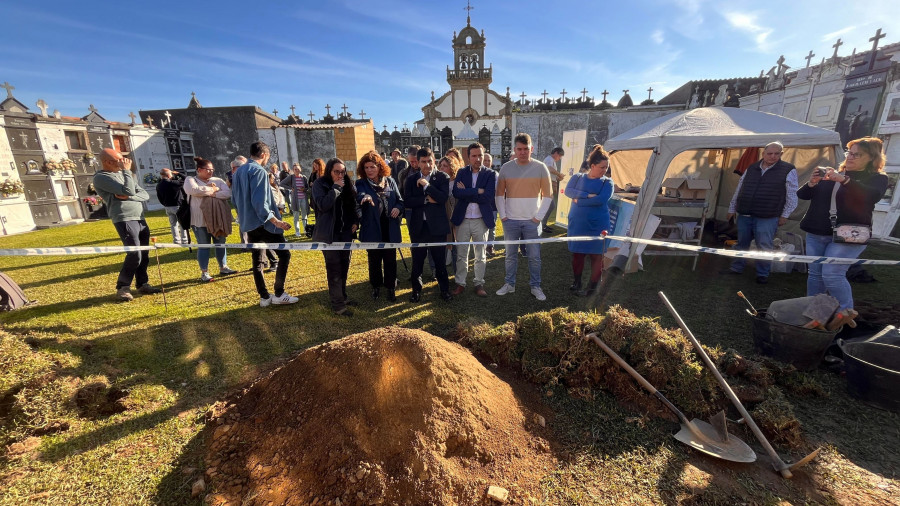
[821,25,856,42]
[722,11,774,51]
[651,30,665,44]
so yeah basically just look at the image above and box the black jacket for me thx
[155,175,185,207]
[797,171,889,236]
[404,169,450,238]
[311,175,359,244]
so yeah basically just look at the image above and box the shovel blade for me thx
[674,418,757,463]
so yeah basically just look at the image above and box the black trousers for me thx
[367,248,397,289]
[323,249,351,311]
[410,221,449,293]
[247,226,291,298]
[113,219,150,289]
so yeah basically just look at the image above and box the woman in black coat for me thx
[355,151,404,302]
[312,158,359,316]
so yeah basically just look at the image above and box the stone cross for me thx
[18,131,29,149]
[272,108,278,116]
[831,38,843,60]
[147,116,155,128]
[394,125,398,131]
[559,89,568,101]
[403,122,408,130]
[580,88,589,101]
[1,81,14,98]
[776,55,786,74]
[36,99,48,117]
[869,28,886,70]
[290,104,296,116]
[601,90,609,101]
[541,90,548,102]
[325,104,331,116]
[647,87,653,100]
[128,112,137,125]
[89,104,98,114]
[308,111,315,122]
[623,89,629,95]
[383,124,387,131]
[341,104,349,116]
[164,110,172,125]
[359,110,366,119]
[464,0,473,25]
[805,50,815,68]
[519,91,527,103]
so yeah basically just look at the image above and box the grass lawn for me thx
[1,210,898,504]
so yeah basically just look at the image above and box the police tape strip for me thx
[1,235,898,266]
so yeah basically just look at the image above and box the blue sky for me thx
[2,0,899,131]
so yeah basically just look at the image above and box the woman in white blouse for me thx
[184,157,236,282]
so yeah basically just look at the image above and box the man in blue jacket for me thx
[450,142,496,297]
[231,141,299,307]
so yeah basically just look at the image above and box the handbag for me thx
[830,180,870,244]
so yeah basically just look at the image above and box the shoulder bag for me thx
[830,181,870,244]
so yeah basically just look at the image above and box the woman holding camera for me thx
[312,158,359,316]
[797,137,888,326]
[355,151,404,302]
[184,157,236,282]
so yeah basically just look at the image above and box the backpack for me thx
[0,271,31,310]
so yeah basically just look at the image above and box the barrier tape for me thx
[0,235,898,266]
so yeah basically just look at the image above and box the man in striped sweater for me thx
[494,133,553,301]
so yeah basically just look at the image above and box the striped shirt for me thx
[495,159,553,221]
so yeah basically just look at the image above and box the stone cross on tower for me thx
[805,50,815,68]
[464,0,474,26]
[359,110,366,119]
[341,103,349,116]
[1,81,14,98]
[580,88,589,101]
[36,99,48,117]
[559,89,568,101]
[128,112,137,125]
[831,38,843,61]
[776,55,786,74]
[601,90,609,102]
[868,28,886,70]
[163,110,172,126]
[541,90,548,103]
[324,104,331,116]
[308,111,316,122]
[290,105,296,116]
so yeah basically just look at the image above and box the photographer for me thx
[155,168,188,245]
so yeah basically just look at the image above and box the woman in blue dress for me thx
[565,144,614,296]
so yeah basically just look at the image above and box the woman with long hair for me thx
[797,137,889,328]
[279,162,310,237]
[307,158,326,237]
[312,158,359,316]
[356,151,404,301]
[183,157,236,282]
[564,144,614,297]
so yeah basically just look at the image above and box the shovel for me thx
[658,291,821,478]
[586,333,756,463]
[736,291,758,317]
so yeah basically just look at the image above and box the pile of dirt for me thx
[454,306,822,448]
[203,327,555,505]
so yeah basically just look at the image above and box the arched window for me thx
[466,36,472,45]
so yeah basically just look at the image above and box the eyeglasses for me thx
[844,151,866,159]
[332,170,346,175]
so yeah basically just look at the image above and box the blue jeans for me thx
[192,226,228,271]
[805,232,867,311]
[503,219,542,287]
[731,215,778,277]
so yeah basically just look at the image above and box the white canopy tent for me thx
[603,107,843,268]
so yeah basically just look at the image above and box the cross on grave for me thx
[622,89,629,95]
[541,90,549,102]
[647,87,653,100]
[1,81,14,98]
[394,125,398,131]
[147,116,155,128]
[18,131,29,149]
[89,104,98,114]
[403,122,408,130]
[128,112,137,125]
[776,55,786,74]
[272,108,278,116]
[868,28,887,70]
[803,50,815,68]
[580,88,589,101]
[519,91,527,103]
[36,99,48,117]
[324,104,331,116]
[359,110,366,119]
[164,110,172,126]
[559,89,568,101]
[383,124,387,131]
[831,38,843,60]
[601,90,609,102]
[341,103,349,116]
[308,111,316,122]
[290,104,296,116]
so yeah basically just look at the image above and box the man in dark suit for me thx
[405,146,452,302]
[450,142,496,297]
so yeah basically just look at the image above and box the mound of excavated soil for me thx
[204,327,555,505]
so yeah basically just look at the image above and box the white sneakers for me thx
[496,284,515,295]
[530,287,547,301]
[200,272,213,283]
[259,292,298,307]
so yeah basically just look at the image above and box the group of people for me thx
[96,129,887,330]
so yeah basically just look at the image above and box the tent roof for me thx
[605,107,841,151]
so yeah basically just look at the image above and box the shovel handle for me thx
[586,333,690,424]
[658,291,794,479]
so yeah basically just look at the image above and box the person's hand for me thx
[115,194,128,200]
[274,219,290,231]
[361,195,374,206]
[121,158,132,171]
[778,217,787,226]
[351,224,358,233]
[333,178,344,188]
[809,167,825,187]
[531,217,540,224]
[573,198,578,204]
[477,188,485,194]
[588,193,597,198]
[501,217,508,222]
[390,208,400,218]
[727,213,734,222]
[456,181,465,189]
[426,196,436,204]
[824,168,846,183]
[417,178,429,188]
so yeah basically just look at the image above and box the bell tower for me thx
[448,12,491,86]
